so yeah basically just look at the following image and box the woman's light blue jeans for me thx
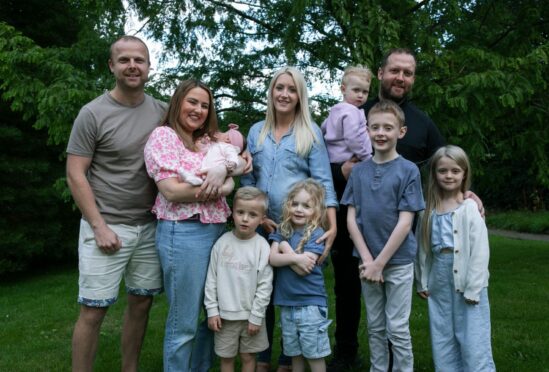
[156,220,225,372]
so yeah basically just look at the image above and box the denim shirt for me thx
[241,120,338,224]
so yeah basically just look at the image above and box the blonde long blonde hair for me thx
[279,179,327,253]
[420,145,472,251]
[257,66,319,157]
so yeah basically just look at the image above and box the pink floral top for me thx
[144,126,231,223]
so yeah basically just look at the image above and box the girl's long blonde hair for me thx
[257,66,319,157]
[420,145,472,251]
[279,179,327,253]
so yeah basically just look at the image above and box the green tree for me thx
[420,0,549,209]
[128,0,548,209]
[0,0,125,273]
[0,0,547,273]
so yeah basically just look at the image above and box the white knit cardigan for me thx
[415,199,490,302]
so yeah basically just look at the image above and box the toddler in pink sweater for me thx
[321,65,373,164]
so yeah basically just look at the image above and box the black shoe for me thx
[327,356,360,372]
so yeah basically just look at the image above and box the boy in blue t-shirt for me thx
[341,100,425,372]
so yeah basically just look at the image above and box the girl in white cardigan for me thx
[415,145,495,372]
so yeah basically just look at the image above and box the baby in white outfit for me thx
[179,123,246,185]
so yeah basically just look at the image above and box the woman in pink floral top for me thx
[144,79,246,372]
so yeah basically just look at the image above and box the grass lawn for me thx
[1,235,548,371]
[486,210,549,234]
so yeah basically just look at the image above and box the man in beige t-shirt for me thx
[66,35,166,372]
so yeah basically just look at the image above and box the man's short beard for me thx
[379,83,410,103]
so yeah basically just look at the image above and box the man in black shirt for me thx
[362,48,445,166]
[328,48,444,372]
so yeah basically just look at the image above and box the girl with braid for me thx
[268,179,332,372]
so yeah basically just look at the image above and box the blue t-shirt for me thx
[270,227,327,307]
[341,156,425,264]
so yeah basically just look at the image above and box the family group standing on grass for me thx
[66,34,495,372]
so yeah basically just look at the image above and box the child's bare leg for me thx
[307,357,326,372]
[220,357,235,372]
[240,352,255,372]
[292,355,306,372]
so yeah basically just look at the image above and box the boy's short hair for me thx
[367,100,405,128]
[233,186,268,213]
[342,65,372,85]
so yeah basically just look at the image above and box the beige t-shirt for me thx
[67,92,167,225]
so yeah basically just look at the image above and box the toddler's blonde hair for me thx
[342,65,372,86]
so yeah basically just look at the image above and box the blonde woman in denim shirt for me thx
[240,66,338,372]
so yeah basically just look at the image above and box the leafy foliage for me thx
[0,0,547,272]
[0,105,77,273]
[126,0,549,209]
[0,0,126,273]
[422,1,549,210]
